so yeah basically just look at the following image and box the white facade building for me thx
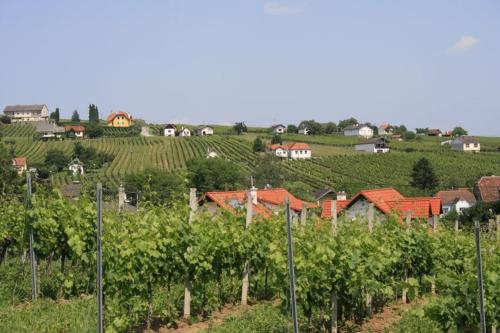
[164,124,176,137]
[355,138,390,153]
[271,124,286,135]
[270,143,311,160]
[435,189,476,215]
[3,104,49,123]
[197,126,214,136]
[451,136,480,152]
[179,127,191,137]
[344,124,374,138]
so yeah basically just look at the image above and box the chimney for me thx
[336,191,347,201]
[250,186,258,205]
[118,184,126,212]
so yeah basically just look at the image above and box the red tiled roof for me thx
[64,125,86,132]
[321,200,350,218]
[107,111,132,123]
[348,188,404,214]
[386,197,441,219]
[202,188,316,218]
[12,157,27,167]
[474,176,500,202]
[270,142,311,151]
[435,188,476,206]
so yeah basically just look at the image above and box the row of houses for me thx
[163,124,214,137]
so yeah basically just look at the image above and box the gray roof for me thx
[35,122,65,133]
[314,188,336,201]
[4,104,46,112]
[454,136,479,144]
[344,123,370,131]
[357,137,389,145]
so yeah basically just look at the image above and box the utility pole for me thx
[285,197,299,333]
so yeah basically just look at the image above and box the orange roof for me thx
[64,125,86,132]
[269,142,311,151]
[202,188,316,218]
[386,197,441,219]
[107,111,132,123]
[348,188,404,214]
[321,200,350,218]
[12,157,27,167]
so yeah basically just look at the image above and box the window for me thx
[459,207,466,213]
[443,207,449,214]
[474,143,478,147]
[465,143,469,148]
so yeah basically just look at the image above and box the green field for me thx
[2,123,500,195]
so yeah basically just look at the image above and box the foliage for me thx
[415,127,428,134]
[71,110,80,123]
[452,126,468,136]
[410,157,439,192]
[0,141,18,194]
[49,108,60,124]
[324,122,338,134]
[253,154,289,188]
[232,122,247,135]
[387,309,441,333]
[392,125,408,135]
[282,180,315,201]
[73,142,113,170]
[404,131,416,140]
[338,117,358,130]
[88,104,99,124]
[86,124,103,138]
[44,149,68,172]
[458,200,500,225]
[287,124,298,133]
[124,168,186,205]
[299,120,323,135]
[0,115,11,124]
[187,157,246,191]
[252,137,266,152]
[270,134,282,145]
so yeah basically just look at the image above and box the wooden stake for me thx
[405,211,412,225]
[330,200,337,237]
[300,202,307,226]
[184,188,197,319]
[367,203,374,233]
[241,191,252,306]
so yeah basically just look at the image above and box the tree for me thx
[282,181,315,201]
[252,137,266,152]
[415,128,429,135]
[71,110,80,123]
[392,125,408,135]
[299,120,323,135]
[50,108,60,124]
[324,122,337,134]
[0,115,11,124]
[287,124,298,133]
[0,141,17,194]
[253,154,289,188]
[271,134,283,145]
[452,127,468,136]
[404,131,416,140]
[338,117,358,130]
[86,124,103,138]
[410,158,439,192]
[88,104,100,124]
[44,149,68,172]
[187,158,246,191]
[233,122,247,135]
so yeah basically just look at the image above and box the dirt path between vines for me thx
[356,297,429,333]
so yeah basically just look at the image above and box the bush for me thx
[388,309,441,333]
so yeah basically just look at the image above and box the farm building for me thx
[271,124,286,135]
[35,122,65,139]
[107,112,133,127]
[196,126,214,136]
[378,123,393,135]
[206,148,218,158]
[451,136,480,153]
[179,127,191,137]
[199,187,316,219]
[321,188,442,223]
[12,157,27,175]
[298,125,310,135]
[427,129,442,136]
[68,158,84,176]
[473,176,500,202]
[163,124,176,137]
[343,124,374,138]
[270,142,312,160]
[355,137,390,153]
[435,188,476,215]
[3,104,49,123]
[64,125,86,138]
[313,188,337,204]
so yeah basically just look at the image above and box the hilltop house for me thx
[12,157,27,175]
[271,124,286,135]
[321,188,442,223]
[355,137,390,153]
[199,187,316,219]
[435,188,476,215]
[179,127,191,137]
[107,112,133,127]
[64,125,86,138]
[474,176,500,202]
[427,129,442,137]
[36,122,64,139]
[196,126,214,136]
[270,142,312,160]
[163,124,176,137]
[451,136,480,153]
[378,123,393,136]
[3,104,49,123]
[298,125,310,135]
[343,124,374,138]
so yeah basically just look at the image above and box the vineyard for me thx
[0,190,498,332]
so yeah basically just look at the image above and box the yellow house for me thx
[107,112,133,127]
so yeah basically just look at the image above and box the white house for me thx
[197,126,214,136]
[35,122,65,139]
[435,189,476,215]
[378,123,393,135]
[64,125,85,138]
[451,136,480,153]
[206,148,218,158]
[298,126,310,135]
[343,124,374,138]
[3,104,49,123]
[270,142,311,160]
[271,124,286,135]
[68,158,84,176]
[164,124,176,137]
[355,138,390,153]
[12,157,27,175]
[179,127,191,137]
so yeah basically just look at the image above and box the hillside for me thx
[2,123,500,195]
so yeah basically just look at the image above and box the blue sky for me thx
[1,1,499,135]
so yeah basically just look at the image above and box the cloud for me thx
[449,35,479,52]
[264,3,300,15]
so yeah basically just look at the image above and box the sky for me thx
[1,1,499,135]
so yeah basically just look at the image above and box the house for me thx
[196,126,214,136]
[179,127,191,137]
[313,188,337,205]
[298,126,310,135]
[199,187,316,219]
[378,123,393,136]
[427,129,442,137]
[3,104,49,123]
[107,112,133,127]
[391,134,403,141]
[435,188,476,215]
[343,124,374,138]
[271,124,286,135]
[35,122,65,139]
[68,158,84,176]
[474,176,500,203]
[163,124,176,137]
[206,148,218,158]
[451,136,480,153]
[64,125,86,138]
[442,130,453,137]
[12,157,27,175]
[321,188,442,223]
[355,137,390,153]
[270,142,312,160]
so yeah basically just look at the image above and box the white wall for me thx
[164,128,175,137]
[289,149,311,159]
